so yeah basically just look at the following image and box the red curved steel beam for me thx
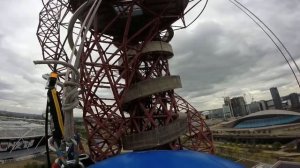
[37,0,214,162]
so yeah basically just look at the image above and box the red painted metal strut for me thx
[37,0,214,162]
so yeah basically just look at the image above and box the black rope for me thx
[45,102,51,167]
[44,72,61,167]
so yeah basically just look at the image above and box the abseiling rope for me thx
[34,1,103,166]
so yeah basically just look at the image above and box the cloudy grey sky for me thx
[0,0,299,114]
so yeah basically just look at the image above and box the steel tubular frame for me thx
[124,55,181,150]
[79,32,125,160]
[175,93,214,153]
[37,0,214,162]
[37,0,69,72]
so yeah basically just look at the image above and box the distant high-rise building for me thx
[224,97,231,106]
[289,93,300,109]
[222,105,232,118]
[230,97,247,117]
[270,87,282,109]
[209,108,224,119]
[259,100,268,110]
[224,97,233,117]
[248,102,260,113]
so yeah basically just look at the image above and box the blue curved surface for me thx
[89,150,244,168]
[235,116,300,129]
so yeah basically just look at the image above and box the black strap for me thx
[47,89,64,145]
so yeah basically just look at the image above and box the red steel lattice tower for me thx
[37,0,214,161]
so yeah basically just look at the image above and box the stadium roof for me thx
[218,110,300,129]
[0,120,44,139]
[244,110,300,118]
